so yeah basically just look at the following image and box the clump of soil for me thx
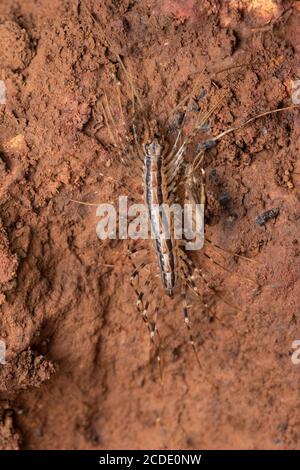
[0,348,55,393]
[0,220,18,285]
[0,18,32,71]
[0,0,300,450]
[0,406,21,450]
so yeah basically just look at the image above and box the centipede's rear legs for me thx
[180,283,202,370]
[127,246,163,378]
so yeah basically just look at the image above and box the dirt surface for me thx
[0,0,300,450]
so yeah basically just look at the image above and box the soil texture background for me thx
[0,0,300,450]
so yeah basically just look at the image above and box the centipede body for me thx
[144,138,180,297]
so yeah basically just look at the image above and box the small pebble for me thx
[209,169,218,182]
[0,81,6,105]
[190,100,199,112]
[175,112,185,126]
[201,139,216,150]
[34,428,43,438]
[195,89,206,102]
[18,249,27,259]
[200,123,211,133]
[256,208,279,226]
[291,79,300,105]
[219,192,231,206]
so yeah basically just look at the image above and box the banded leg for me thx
[178,250,232,368]
[128,245,151,319]
[181,285,202,370]
[128,247,163,379]
[178,248,239,341]
[180,249,241,312]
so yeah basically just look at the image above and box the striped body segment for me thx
[144,139,178,297]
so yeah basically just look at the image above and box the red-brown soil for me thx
[0,0,300,450]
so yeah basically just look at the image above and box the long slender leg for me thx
[205,238,260,263]
[127,246,163,379]
[144,284,163,381]
[180,250,241,312]
[212,105,299,144]
[178,248,233,367]
[165,145,186,188]
[181,285,202,370]
[84,3,153,144]
[202,251,256,285]
[195,105,299,160]
[132,123,145,164]
[178,249,242,353]
[101,90,144,169]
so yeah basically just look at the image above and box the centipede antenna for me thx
[211,63,248,77]
[104,93,123,147]
[102,94,134,166]
[115,78,125,128]
[100,101,118,148]
[70,199,101,207]
[83,2,146,123]
[114,47,151,138]
[114,52,144,112]
[197,92,227,131]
